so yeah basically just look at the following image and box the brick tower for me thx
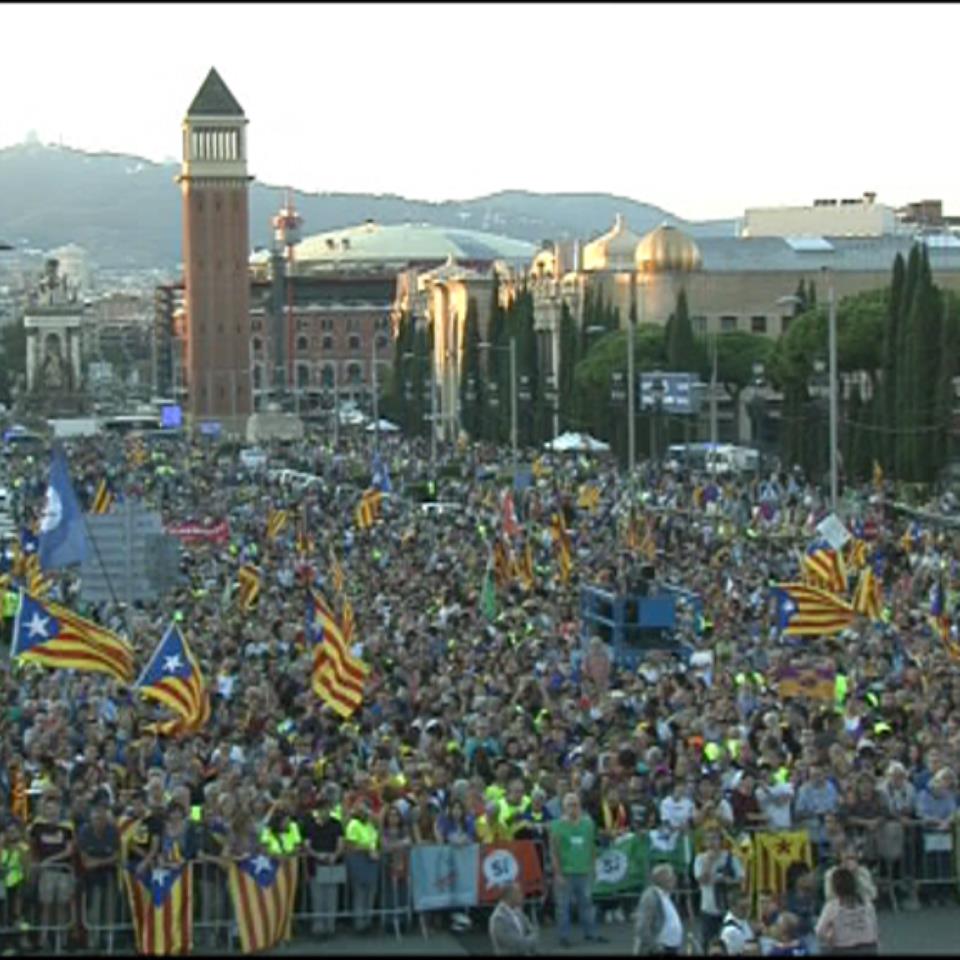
[177,67,252,432]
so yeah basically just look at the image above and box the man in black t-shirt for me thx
[28,793,76,944]
[302,796,344,937]
[77,803,120,949]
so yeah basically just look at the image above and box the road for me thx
[269,904,960,955]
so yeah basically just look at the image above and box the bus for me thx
[101,413,162,435]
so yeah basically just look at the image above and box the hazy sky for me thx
[3,2,957,220]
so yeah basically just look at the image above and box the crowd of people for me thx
[0,425,958,956]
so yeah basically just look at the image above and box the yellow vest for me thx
[345,818,378,852]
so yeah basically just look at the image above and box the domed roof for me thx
[582,214,643,271]
[635,223,702,273]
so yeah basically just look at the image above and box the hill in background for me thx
[0,143,738,269]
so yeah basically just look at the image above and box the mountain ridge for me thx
[0,142,738,269]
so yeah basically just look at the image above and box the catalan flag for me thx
[845,537,869,572]
[267,507,289,542]
[11,591,134,684]
[227,855,298,955]
[802,543,847,594]
[772,583,857,636]
[492,538,512,589]
[294,512,312,558]
[308,591,368,718]
[236,565,261,611]
[22,553,51,598]
[124,862,194,955]
[143,691,211,739]
[135,624,208,731]
[502,490,520,538]
[852,566,882,622]
[126,436,148,469]
[91,477,113,515]
[753,831,813,900]
[550,512,572,584]
[517,542,536,592]
[341,597,355,645]
[623,508,642,552]
[639,519,657,564]
[355,488,382,530]
[328,548,345,596]
[929,577,960,660]
[577,484,600,512]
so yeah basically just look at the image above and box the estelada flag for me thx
[477,841,544,905]
[227,855,297,954]
[124,862,194,955]
[753,831,812,899]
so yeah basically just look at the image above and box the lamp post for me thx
[544,372,559,442]
[650,376,665,467]
[808,358,829,486]
[480,338,521,479]
[750,361,766,471]
[627,305,636,476]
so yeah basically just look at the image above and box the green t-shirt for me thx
[549,815,595,876]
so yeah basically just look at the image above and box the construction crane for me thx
[272,190,302,408]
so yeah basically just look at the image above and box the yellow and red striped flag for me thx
[227,855,298,954]
[328,548,345,595]
[517,542,536,592]
[355,488,382,530]
[123,861,194,955]
[236,565,261,612]
[11,591,134,684]
[266,508,289,542]
[341,597,355,645]
[577,484,600,512]
[802,547,847,595]
[492,538,512,589]
[852,566,882,622]
[135,624,209,731]
[91,477,113,515]
[773,583,857,636]
[550,512,572,584]
[307,591,368,718]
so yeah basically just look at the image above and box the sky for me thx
[2,2,958,221]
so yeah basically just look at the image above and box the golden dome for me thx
[582,214,643,271]
[635,223,702,273]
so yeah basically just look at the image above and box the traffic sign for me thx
[639,371,705,415]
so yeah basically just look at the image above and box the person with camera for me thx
[694,829,744,946]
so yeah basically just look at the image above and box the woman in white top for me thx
[815,866,880,955]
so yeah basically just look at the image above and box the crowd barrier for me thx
[0,823,956,954]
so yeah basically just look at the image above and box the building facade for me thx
[177,68,252,433]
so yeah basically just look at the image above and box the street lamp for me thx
[544,372,559,440]
[750,361,766,470]
[479,339,520,477]
[650,376,665,467]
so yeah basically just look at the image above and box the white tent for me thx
[543,431,611,453]
[365,418,400,433]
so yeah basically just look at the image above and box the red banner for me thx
[477,841,544,904]
[166,520,231,545]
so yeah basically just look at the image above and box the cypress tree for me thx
[895,247,920,479]
[558,300,578,433]
[881,254,905,472]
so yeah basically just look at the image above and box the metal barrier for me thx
[0,863,76,956]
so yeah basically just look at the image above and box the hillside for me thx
[0,143,738,269]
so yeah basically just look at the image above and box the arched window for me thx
[297,364,310,388]
[252,337,263,353]
[253,366,263,390]
[348,334,361,351]
[321,365,335,388]
[322,335,334,350]
[297,336,309,352]
[347,363,363,384]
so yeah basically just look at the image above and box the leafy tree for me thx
[0,318,26,406]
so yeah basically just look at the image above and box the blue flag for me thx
[38,447,89,571]
[371,453,392,493]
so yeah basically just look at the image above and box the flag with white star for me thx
[123,861,193,955]
[227,855,298,954]
[772,582,856,636]
[134,623,208,731]
[11,591,134,683]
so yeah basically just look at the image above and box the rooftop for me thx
[187,67,244,117]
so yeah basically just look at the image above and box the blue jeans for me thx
[555,873,597,941]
